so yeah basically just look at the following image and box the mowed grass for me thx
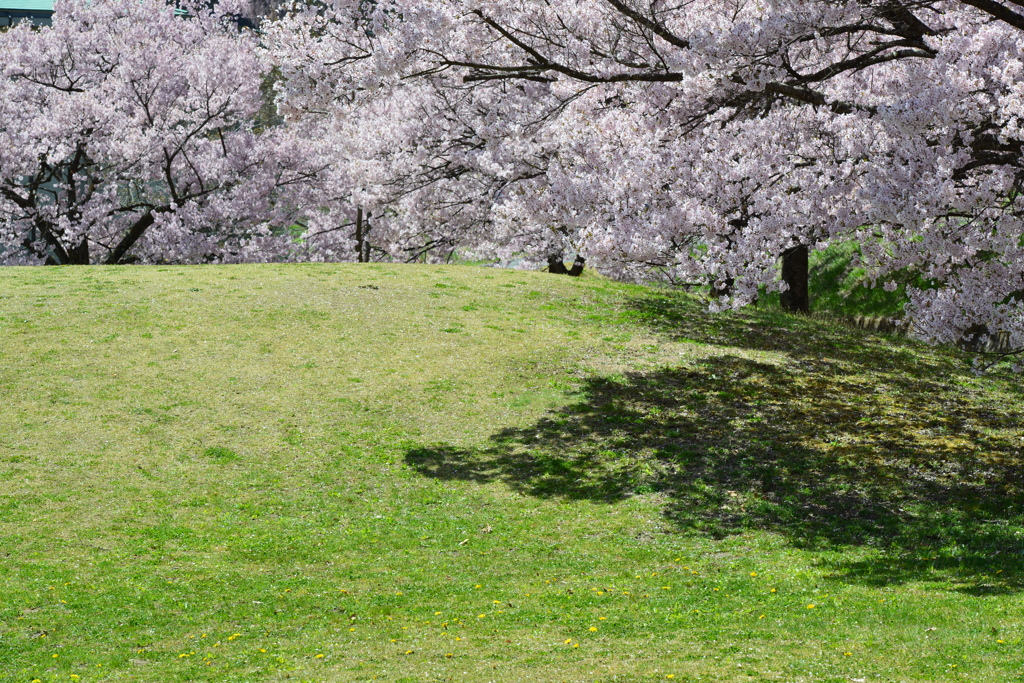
[1,263,1023,683]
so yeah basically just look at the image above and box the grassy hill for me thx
[1,263,1022,683]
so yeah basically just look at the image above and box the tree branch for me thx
[958,0,1024,31]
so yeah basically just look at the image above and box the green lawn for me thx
[1,263,1022,683]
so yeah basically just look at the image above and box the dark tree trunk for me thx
[355,207,368,263]
[547,253,569,274]
[105,212,157,264]
[66,239,90,265]
[780,244,809,313]
[567,256,585,276]
[547,253,586,275]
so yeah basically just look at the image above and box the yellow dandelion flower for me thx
[599,617,606,620]
[997,639,1005,644]
[179,653,190,658]
[435,611,442,615]
[455,637,462,641]
[758,615,765,619]
[597,591,604,595]
[770,588,776,593]
[446,653,453,658]
[492,600,500,604]
[315,654,324,659]
[807,604,815,609]
[396,591,403,596]
[405,650,413,655]
[844,652,852,656]
[589,627,598,632]
[52,654,59,658]
[573,643,579,648]
[564,638,572,644]
[749,572,757,577]
[350,627,356,632]
[260,648,267,653]
[477,614,485,618]
[475,584,482,588]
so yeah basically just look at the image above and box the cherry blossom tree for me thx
[268,0,1024,361]
[0,0,314,265]
[264,5,569,266]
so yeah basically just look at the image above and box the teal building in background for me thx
[0,0,54,27]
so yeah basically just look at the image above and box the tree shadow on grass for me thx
[407,295,1024,592]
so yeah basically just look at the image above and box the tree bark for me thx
[66,239,90,265]
[105,211,158,264]
[780,244,809,313]
[567,255,585,276]
[355,207,366,262]
[547,253,569,274]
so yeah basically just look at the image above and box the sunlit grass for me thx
[1,262,1022,682]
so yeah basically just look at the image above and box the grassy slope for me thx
[0,263,1022,683]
